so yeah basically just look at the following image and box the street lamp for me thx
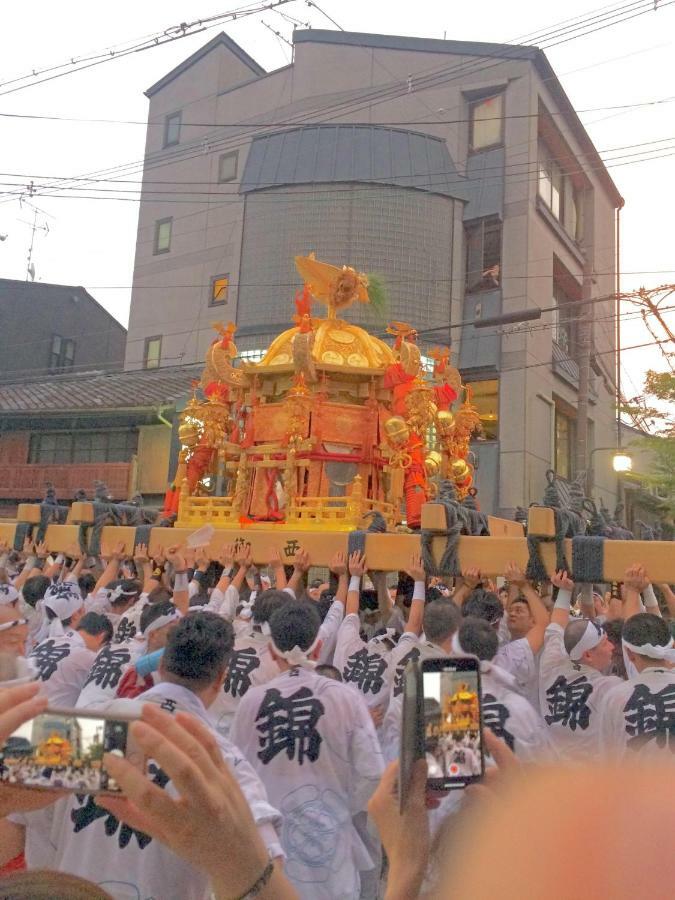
[611,451,632,473]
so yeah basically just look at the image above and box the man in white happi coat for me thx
[598,612,675,758]
[453,617,554,762]
[5,612,283,900]
[539,571,620,760]
[230,600,384,900]
[29,611,112,706]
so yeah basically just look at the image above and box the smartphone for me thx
[0,708,142,795]
[399,658,424,811]
[421,657,484,790]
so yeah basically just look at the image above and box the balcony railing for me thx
[0,463,132,501]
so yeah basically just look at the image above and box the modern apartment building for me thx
[125,28,623,516]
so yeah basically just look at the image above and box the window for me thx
[218,151,238,183]
[153,218,172,255]
[554,407,576,480]
[49,334,76,374]
[144,336,162,369]
[28,430,138,465]
[552,282,577,357]
[469,93,504,152]
[209,274,229,307]
[464,378,499,440]
[465,217,501,293]
[538,141,583,239]
[164,111,181,148]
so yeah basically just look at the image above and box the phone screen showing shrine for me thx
[422,659,484,789]
[0,712,130,793]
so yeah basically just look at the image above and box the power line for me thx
[0,1,296,97]
[2,0,657,207]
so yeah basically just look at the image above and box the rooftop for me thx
[0,279,126,333]
[0,364,202,415]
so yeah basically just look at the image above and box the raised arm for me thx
[167,545,189,616]
[287,549,310,597]
[268,548,287,590]
[329,551,348,608]
[404,553,426,636]
[132,543,154,594]
[347,551,366,617]
[452,568,481,608]
[94,541,125,594]
[658,583,675,618]
[504,561,549,653]
[623,564,649,619]
[549,570,575,628]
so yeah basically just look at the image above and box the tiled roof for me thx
[0,365,203,414]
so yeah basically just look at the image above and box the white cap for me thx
[0,583,19,606]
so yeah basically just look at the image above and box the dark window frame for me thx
[468,92,505,154]
[143,335,162,370]
[464,217,502,293]
[218,150,238,183]
[163,111,182,148]
[538,140,583,240]
[28,429,138,465]
[209,273,230,307]
[153,217,173,255]
[48,334,76,374]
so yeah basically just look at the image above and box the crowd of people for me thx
[0,535,672,898]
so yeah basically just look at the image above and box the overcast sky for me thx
[1,0,674,400]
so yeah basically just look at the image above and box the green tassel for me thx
[366,274,388,323]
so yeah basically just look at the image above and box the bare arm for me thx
[287,549,310,596]
[505,561,549,653]
[452,567,481,608]
[167,546,189,616]
[268,548,287,590]
[550,570,575,628]
[659,583,675,618]
[329,552,348,608]
[623,564,649,619]
[133,544,154,594]
[346,551,365,617]
[578,583,596,621]
[94,542,125,594]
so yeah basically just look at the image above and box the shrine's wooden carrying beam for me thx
[3,503,674,582]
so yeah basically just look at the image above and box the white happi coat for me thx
[29,630,96,707]
[230,667,384,900]
[598,666,675,759]
[36,682,282,900]
[494,636,541,710]
[381,633,449,763]
[481,662,554,762]
[333,613,392,710]
[539,623,621,760]
[75,636,147,711]
[208,627,282,738]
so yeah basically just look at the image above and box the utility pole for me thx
[576,189,595,495]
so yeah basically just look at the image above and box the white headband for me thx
[569,620,604,661]
[270,635,319,669]
[144,609,182,637]
[622,637,675,663]
[0,618,28,633]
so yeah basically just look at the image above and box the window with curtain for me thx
[469,93,504,152]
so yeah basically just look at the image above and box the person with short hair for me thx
[539,571,621,760]
[230,600,383,900]
[29,612,112,707]
[20,613,284,900]
[454,617,553,761]
[598,612,675,758]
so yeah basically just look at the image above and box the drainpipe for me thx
[156,406,173,428]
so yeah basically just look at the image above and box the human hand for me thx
[235,547,253,570]
[99,706,272,898]
[268,547,284,569]
[219,544,235,568]
[21,536,32,557]
[292,549,310,573]
[167,545,187,572]
[66,543,83,561]
[504,561,526,588]
[624,563,649,593]
[405,552,425,583]
[0,683,63,817]
[329,551,347,577]
[183,547,196,569]
[368,759,429,898]
[551,569,574,592]
[33,541,48,560]
[348,551,367,578]
[153,546,167,567]
[461,567,481,590]
[133,543,149,564]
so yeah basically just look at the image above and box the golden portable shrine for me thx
[163,254,482,533]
